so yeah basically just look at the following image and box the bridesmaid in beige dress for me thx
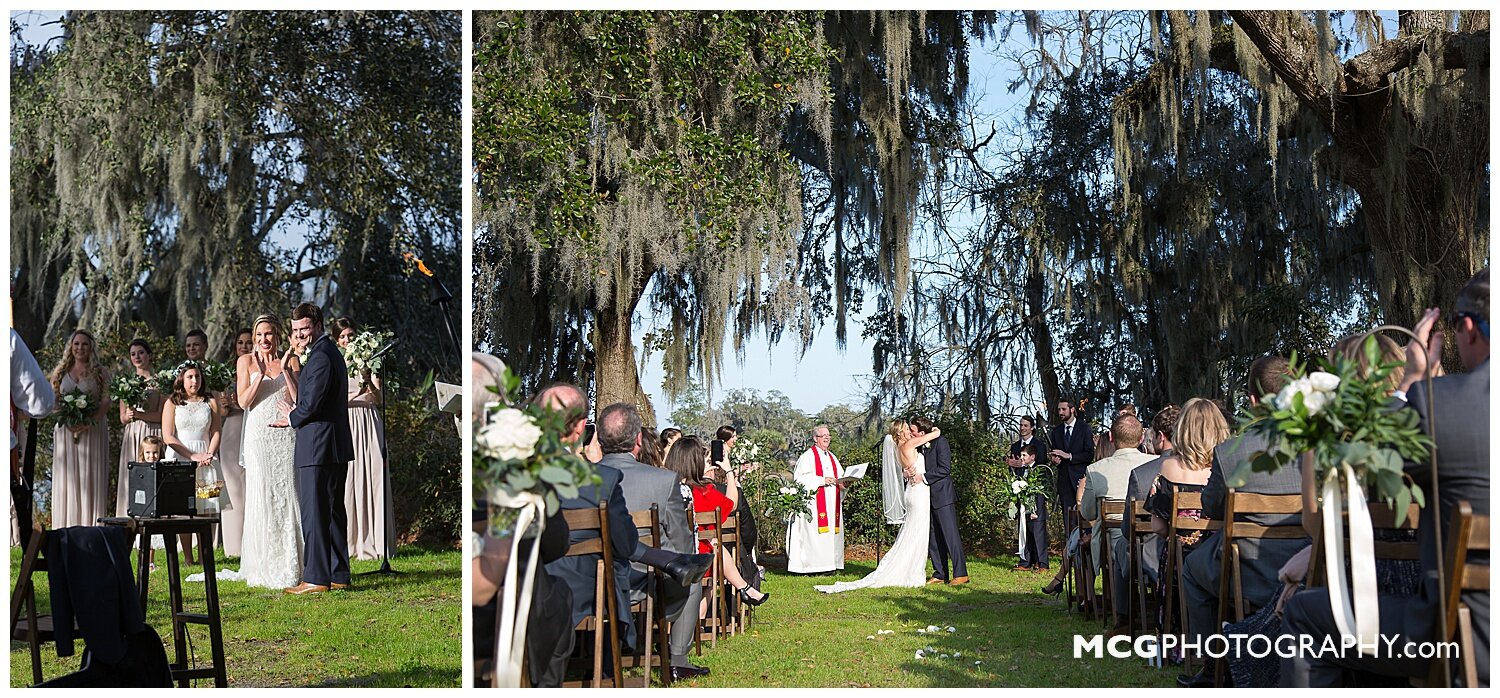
[335,317,394,560]
[115,338,164,516]
[48,330,112,528]
[219,327,254,557]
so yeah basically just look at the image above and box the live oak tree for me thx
[1114,10,1489,355]
[475,10,994,423]
[10,11,461,378]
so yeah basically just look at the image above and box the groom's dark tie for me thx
[1064,424,1071,446]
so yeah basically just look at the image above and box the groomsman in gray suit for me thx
[1281,268,1489,687]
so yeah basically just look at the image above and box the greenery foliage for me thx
[1236,337,1434,524]
[472,366,601,517]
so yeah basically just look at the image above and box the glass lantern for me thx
[195,461,224,513]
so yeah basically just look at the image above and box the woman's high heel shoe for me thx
[738,586,769,607]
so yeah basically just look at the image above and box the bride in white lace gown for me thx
[233,316,304,589]
[816,422,943,593]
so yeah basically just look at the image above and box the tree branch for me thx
[1344,29,1489,93]
[1229,10,1335,126]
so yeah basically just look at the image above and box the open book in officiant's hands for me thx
[838,463,870,485]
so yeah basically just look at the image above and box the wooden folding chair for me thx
[1099,499,1126,627]
[717,510,746,636]
[1160,488,1220,675]
[1305,501,1422,588]
[1212,491,1305,685]
[1429,501,1489,688]
[1071,508,1101,620]
[693,508,725,655]
[619,505,672,687]
[560,500,624,688]
[1127,499,1158,637]
[9,521,51,685]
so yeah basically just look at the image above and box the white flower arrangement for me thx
[478,408,544,461]
[1271,371,1341,416]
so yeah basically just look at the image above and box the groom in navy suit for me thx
[285,302,355,595]
[914,417,968,585]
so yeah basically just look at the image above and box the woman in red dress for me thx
[663,436,769,607]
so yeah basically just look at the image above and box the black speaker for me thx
[125,460,197,517]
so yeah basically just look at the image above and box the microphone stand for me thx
[360,339,402,577]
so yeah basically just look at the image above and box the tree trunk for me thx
[589,273,656,426]
[1026,252,1062,422]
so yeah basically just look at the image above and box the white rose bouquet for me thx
[1002,462,1052,520]
[109,373,151,409]
[341,329,394,387]
[151,367,179,392]
[202,361,236,393]
[57,388,97,443]
[474,363,600,517]
[762,479,817,523]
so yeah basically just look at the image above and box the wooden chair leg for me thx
[1458,605,1477,688]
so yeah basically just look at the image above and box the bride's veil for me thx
[881,434,906,524]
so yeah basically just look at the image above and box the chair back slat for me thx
[1228,492,1303,515]
[562,504,607,558]
[1170,490,1219,532]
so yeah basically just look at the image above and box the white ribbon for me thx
[492,489,547,688]
[1017,505,1029,555]
[1321,464,1380,654]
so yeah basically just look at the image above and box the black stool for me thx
[99,515,227,687]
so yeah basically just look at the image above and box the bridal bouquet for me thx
[1232,337,1432,520]
[762,479,817,523]
[474,363,600,518]
[57,388,97,442]
[109,373,151,409]
[1003,463,1052,520]
[342,329,393,386]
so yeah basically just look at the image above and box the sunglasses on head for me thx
[1449,311,1490,339]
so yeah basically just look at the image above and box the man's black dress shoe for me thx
[1013,562,1033,570]
[662,553,715,587]
[1176,667,1213,688]
[670,664,711,681]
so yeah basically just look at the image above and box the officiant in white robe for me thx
[788,425,845,573]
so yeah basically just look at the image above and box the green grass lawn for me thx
[11,545,461,687]
[673,554,1175,687]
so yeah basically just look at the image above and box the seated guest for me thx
[1146,399,1225,646]
[536,385,710,668]
[637,426,665,468]
[659,427,682,461]
[663,436,770,610]
[469,354,572,687]
[1110,403,1179,637]
[710,425,762,591]
[1178,357,1302,687]
[1075,414,1155,632]
[1282,268,1489,687]
[593,402,711,680]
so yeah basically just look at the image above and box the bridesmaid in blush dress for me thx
[335,317,394,561]
[48,330,112,529]
[219,327,254,557]
[115,339,164,517]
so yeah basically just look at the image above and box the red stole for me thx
[813,447,842,533]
